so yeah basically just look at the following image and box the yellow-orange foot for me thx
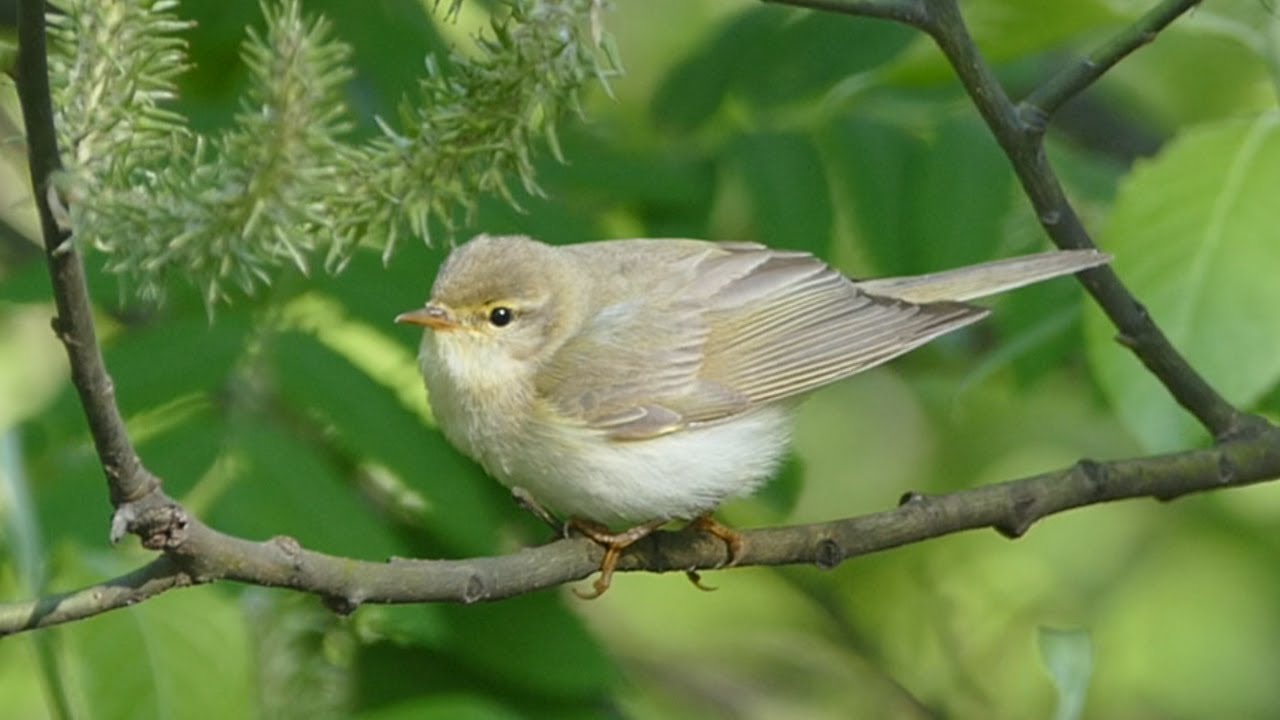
[689,514,746,566]
[681,515,746,592]
[569,518,667,599]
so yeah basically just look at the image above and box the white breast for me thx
[421,332,792,527]
[512,404,793,525]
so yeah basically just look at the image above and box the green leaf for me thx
[731,131,833,254]
[292,0,447,135]
[734,12,913,110]
[825,115,1013,275]
[651,7,912,132]
[268,329,502,556]
[356,695,523,720]
[438,592,617,700]
[649,7,782,133]
[1086,113,1280,450]
[353,594,616,717]
[211,414,405,559]
[1038,627,1093,720]
[58,553,253,720]
[103,313,251,418]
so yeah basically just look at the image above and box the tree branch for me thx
[770,0,1257,440]
[10,0,1280,640]
[4,425,1279,636]
[1023,0,1203,119]
[17,0,172,541]
[760,0,927,26]
[0,557,195,635]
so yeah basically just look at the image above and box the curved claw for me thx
[689,515,745,567]
[568,517,667,599]
[685,570,717,592]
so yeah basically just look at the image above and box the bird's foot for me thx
[569,517,667,599]
[688,514,745,567]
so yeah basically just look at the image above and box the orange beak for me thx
[395,304,458,331]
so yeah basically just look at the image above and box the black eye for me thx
[488,306,514,327]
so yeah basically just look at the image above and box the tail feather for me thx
[855,249,1110,303]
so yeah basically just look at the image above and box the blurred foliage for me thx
[2,0,1280,718]
[45,0,614,305]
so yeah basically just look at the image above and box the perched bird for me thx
[397,234,1109,596]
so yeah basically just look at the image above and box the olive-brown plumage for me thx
[398,234,1108,594]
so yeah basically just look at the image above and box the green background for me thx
[2,0,1280,717]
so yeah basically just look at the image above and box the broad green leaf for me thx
[650,7,782,133]
[1104,16,1275,131]
[535,129,717,239]
[438,593,617,701]
[354,594,616,716]
[1038,627,1094,720]
[824,117,919,268]
[731,131,833,254]
[268,329,502,556]
[211,413,404,559]
[825,115,1012,275]
[58,553,252,720]
[1086,113,1280,450]
[357,695,522,720]
[103,313,250,418]
[302,0,447,134]
[734,12,913,110]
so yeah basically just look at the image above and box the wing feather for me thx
[537,241,986,440]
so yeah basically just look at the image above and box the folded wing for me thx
[538,242,986,440]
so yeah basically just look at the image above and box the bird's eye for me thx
[488,306,514,327]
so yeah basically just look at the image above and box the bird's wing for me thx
[537,242,986,440]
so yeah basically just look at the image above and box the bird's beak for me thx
[395,304,458,331]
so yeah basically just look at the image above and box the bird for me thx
[396,234,1109,596]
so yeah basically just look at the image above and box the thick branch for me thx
[3,425,1279,636]
[17,0,166,530]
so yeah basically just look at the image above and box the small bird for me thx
[397,234,1109,596]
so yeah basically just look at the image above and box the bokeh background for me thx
[3,0,1280,717]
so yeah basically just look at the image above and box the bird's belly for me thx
[505,405,793,527]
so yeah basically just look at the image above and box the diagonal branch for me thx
[769,0,1260,441]
[4,425,1279,636]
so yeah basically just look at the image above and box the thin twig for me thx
[0,557,195,635]
[914,0,1258,440]
[1023,0,1204,122]
[769,0,1255,437]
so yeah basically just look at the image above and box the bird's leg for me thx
[510,486,565,536]
[569,517,667,599]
